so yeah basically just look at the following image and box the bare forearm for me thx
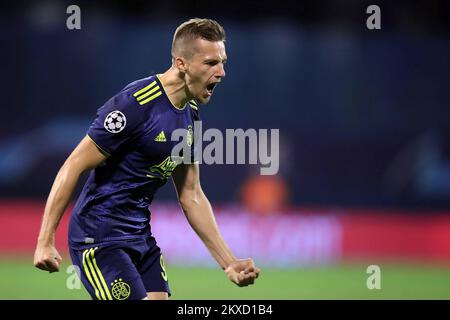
[181,191,236,269]
[37,162,81,245]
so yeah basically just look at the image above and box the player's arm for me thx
[172,163,260,287]
[34,136,107,273]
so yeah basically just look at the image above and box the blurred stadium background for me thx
[1,0,450,299]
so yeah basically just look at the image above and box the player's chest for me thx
[138,109,194,159]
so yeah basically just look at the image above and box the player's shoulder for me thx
[100,75,160,111]
[94,76,160,128]
[120,75,165,107]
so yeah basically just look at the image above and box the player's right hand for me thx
[33,243,62,273]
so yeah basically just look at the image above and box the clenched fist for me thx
[33,243,62,273]
[224,258,261,287]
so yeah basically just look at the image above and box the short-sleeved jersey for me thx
[69,75,200,248]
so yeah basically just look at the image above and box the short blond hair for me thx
[172,18,226,58]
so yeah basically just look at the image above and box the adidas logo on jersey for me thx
[154,131,167,142]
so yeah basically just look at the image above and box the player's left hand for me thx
[224,258,261,287]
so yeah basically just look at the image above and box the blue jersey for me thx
[69,75,200,248]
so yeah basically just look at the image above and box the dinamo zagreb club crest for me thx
[111,278,131,300]
[187,125,193,147]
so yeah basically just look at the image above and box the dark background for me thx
[1,0,450,209]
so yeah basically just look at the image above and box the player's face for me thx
[185,39,227,104]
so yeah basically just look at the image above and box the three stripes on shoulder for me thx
[133,80,162,105]
[189,99,198,110]
[133,79,199,110]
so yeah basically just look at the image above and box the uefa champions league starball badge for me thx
[104,110,127,133]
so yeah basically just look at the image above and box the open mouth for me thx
[206,82,218,95]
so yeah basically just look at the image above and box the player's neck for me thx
[158,67,189,109]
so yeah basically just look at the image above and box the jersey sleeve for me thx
[87,93,145,156]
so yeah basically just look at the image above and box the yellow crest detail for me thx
[110,278,131,300]
[147,156,180,179]
[187,125,193,147]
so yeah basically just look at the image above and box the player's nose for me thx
[216,64,226,78]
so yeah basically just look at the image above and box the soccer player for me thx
[33,18,260,300]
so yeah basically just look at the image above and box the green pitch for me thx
[1,257,450,299]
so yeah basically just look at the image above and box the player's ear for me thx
[175,57,187,74]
